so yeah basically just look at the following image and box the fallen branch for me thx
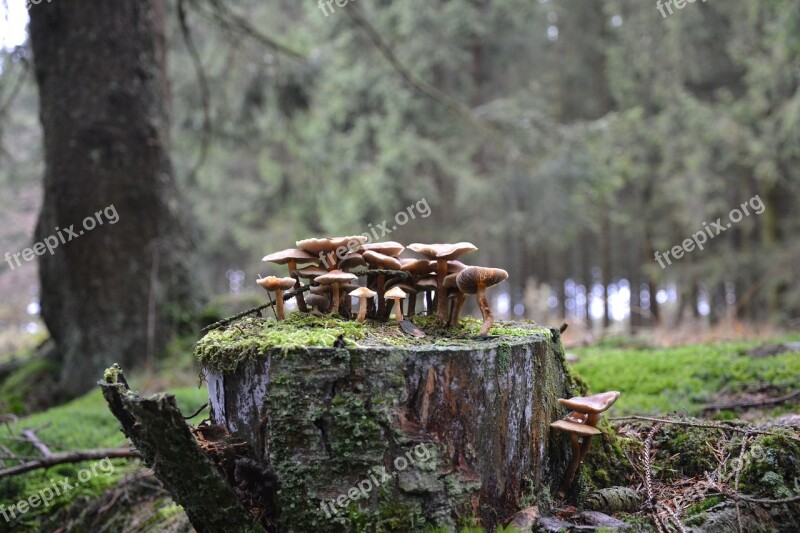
[21,429,52,458]
[703,390,800,413]
[0,448,140,479]
[611,416,800,442]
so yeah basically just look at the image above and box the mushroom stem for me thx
[275,289,286,321]
[392,298,403,322]
[559,434,583,494]
[407,292,417,317]
[476,282,493,335]
[331,282,341,314]
[288,259,309,313]
[356,298,368,323]
[376,275,386,316]
[426,291,434,314]
[448,291,466,327]
[435,259,449,323]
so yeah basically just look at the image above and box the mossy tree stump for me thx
[197,316,580,531]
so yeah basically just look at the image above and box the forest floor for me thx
[0,327,797,532]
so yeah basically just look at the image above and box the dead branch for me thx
[703,390,800,413]
[20,429,52,457]
[0,448,140,479]
[611,416,800,442]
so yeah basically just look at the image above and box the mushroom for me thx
[383,281,417,319]
[314,270,358,315]
[414,276,438,315]
[338,253,366,272]
[297,236,367,270]
[256,276,296,320]
[262,248,319,312]
[384,286,407,323]
[443,273,466,327]
[305,294,330,314]
[358,241,405,256]
[349,287,377,323]
[408,243,477,323]
[550,391,620,494]
[361,251,402,317]
[455,266,509,335]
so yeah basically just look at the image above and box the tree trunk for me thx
[29,0,196,397]
[201,325,577,531]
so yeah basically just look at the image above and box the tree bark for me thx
[202,327,577,531]
[29,0,197,397]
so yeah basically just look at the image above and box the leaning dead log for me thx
[100,381,265,533]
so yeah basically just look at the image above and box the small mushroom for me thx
[408,242,477,323]
[256,276,296,320]
[305,294,330,314]
[414,276,438,314]
[315,270,358,315]
[455,266,509,335]
[550,391,620,494]
[349,287,377,323]
[384,286,407,323]
[443,273,466,327]
[262,248,319,312]
[362,250,402,317]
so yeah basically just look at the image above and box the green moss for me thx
[196,313,552,374]
[572,340,800,415]
[496,343,512,375]
[0,357,61,414]
[103,363,123,384]
[686,495,724,516]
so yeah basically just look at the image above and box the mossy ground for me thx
[195,312,552,374]
[571,338,800,415]
[0,386,207,532]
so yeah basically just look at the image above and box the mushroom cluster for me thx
[550,391,621,494]
[258,237,508,332]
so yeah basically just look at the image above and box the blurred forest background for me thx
[1,0,799,392]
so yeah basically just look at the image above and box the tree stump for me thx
[197,317,579,531]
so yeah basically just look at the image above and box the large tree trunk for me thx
[29,0,196,397]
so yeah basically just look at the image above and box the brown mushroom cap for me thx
[401,259,436,276]
[262,248,319,265]
[359,241,405,256]
[443,273,460,290]
[455,267,509,294]
[256,276,296,291]
[349,287,377,299]
[296,236,368,254]
[362,250,402,270]
[338,253,366,270]
[408,242,478,261]
[385,282,417,294]
[384,286,408,300]
[295,266,328,279]
[315,270,358,285]
[415,276,438,290]
[447,260,469,273]
[305,294,330,311]
[558,391,621,414]
[310,285,332,295]
[550,419,602,437]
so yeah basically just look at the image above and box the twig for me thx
[642,423,666,533]
[0,448,140,479]
[733,435,749,533]
[183,403,209,420]
[20,429,52,458]
[703,390,800,412]
[200,286,312,332]
[611,416,800,442]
